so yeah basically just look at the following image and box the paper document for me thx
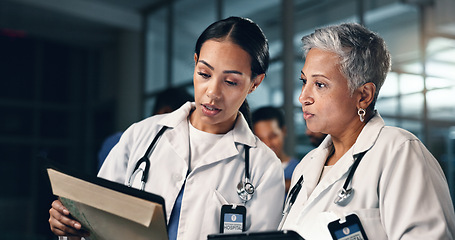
[47,166,168,240]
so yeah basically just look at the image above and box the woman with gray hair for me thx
[279,23,455,239]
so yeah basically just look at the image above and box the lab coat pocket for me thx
[354,208,387,240]
[214,189,229,205]
[201,189,229,235]
[296,211,337,239]
[208,189,250,234]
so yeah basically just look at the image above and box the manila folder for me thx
[47,167,168,240]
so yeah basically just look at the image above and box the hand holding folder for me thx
[47,166,168,240]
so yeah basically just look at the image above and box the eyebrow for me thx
[199,60,243,75]
[301,70,329,79]
[199,60,214,70]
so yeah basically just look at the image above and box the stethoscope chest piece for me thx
[334,188,354,206]
[237,179,255,202]
[236,145,255,202]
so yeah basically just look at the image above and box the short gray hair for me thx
[302,23,391,109]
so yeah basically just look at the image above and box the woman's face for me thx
[299,48,359,137]
[253,119,286,157]
[191,40,263,134]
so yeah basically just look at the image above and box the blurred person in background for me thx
[253,106,299,194]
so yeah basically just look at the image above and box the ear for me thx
[194,53,198,64]
[249,73,265,94]
[356,82,376,109]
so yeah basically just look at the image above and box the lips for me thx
[202,104,221,116]
[303,111,314,120]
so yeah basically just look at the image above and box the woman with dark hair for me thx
[49,16,284,240]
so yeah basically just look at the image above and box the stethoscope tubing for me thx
[333,150,367,205]
[282,149,368,217]
[128,125,254,202]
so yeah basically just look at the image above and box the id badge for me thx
[220,205,246,233]
[328,214,368,240]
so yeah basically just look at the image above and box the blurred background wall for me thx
[0,0,454,239]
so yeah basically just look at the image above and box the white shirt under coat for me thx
[280,112,455,239]
[99,102,285,239]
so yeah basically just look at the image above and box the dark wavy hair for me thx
[195,16,269,80]
[194,16,270,129]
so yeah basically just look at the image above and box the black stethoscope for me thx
[127,126,255,202]
[281,150,367,222]
[333,151,366,206]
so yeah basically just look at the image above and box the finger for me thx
[49,215,90,237]
[49,207,83,230]
[52,199,70,215]
[49,200,90,237]
[50,200,81,230]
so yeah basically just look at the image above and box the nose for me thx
[299,85,313,106]
[206,79,222,100]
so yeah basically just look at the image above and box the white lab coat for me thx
[99,102,285,239]
[280,112,455,239]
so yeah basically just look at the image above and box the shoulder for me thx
[125,103,193,137]
[380,126,419,142]
[249,137,283,172]
[375,126,423,154]
[364,112,422,152]
[123,115,163,137]
[364,125,442,182]
[251,136,278,159]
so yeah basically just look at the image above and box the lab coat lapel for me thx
[157,102,193,165]
[301,138,332,200]
[203,133,240,165]
[198,112,256,168]
[165,120,191,164]
[157,106,256,169]
[352,112,384,154]
[306,149,355,204]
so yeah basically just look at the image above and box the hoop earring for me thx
[358,108,366,122]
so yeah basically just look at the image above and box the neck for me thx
[326,121,366,166]
[189,110,237,134]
